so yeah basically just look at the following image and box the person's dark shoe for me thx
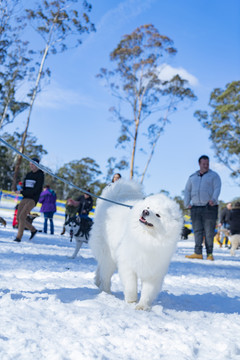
[29,229,37,240]
[14,238,21,242]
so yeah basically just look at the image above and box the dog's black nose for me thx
[142,209,149,217]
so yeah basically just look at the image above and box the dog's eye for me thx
[156,214,160,218]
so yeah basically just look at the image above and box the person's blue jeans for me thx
[43,212,54,234]
[191,205,218,255]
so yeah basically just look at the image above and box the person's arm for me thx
[39,192,46,204]
[84,197,93,214]
[32,172,44,199]
[211,173,221,205]
[67,199,80,207]
[20,174,27,195]
[184,178,191,208]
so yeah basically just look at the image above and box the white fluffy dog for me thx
[230,234,240,256]
[89,179,183,310]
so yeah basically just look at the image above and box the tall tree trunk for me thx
[130,94,144,179]
[130,119,140,179]
[140,140,157,184]
[140,107,170,184]
[0,99,10,129]
[11,43,50,190]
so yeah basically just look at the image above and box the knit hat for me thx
[31,157,40,164]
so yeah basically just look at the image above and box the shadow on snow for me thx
[158,290,240,315]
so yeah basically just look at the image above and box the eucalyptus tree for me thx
[97,24,196,181]
[105,156,128,183]
[0,131,47,189]
[55,158,103,200]
[0,0,30,129]
[194,80,240,182]
[12,0,95,190]
[0,145,12,190]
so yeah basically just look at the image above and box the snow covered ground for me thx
[0,204,240,360]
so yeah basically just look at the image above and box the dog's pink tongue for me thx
[140,217,146,223]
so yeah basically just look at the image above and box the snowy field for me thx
[0,204,240,360]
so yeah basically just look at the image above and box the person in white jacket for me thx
[184,155,221,261]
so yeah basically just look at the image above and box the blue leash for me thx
[0,137,133,209]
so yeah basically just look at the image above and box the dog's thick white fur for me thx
[65,218,85,259]
[230,234,240,256]
[89,179,183,310]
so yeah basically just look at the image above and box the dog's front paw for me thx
[124,291,138,304]
[125,296,137,304]
[135,303,151,311]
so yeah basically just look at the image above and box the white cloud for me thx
[79,0,157,51]
[97,0,156,32]
[158,64,199,86]
[34,82,104,110]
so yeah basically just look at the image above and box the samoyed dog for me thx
[89,179,183,310]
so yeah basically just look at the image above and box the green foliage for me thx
[0,131,47,189]
[97,24,196,181]
[173,195,185,213]
[106,156,128,182]
[0,134,107,201]
[195,81,240,182]
[7,0,95,188]
[0,0,30,128]
[159,189,170,197]
[0,145,12,189]
[54,157,104,201]
[25,0,95,54]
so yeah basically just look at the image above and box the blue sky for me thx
[4,0,240,201]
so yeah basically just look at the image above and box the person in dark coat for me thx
[218,202,232,247]
[14,158,44,242]
[60,199,79,235]
[39,185,57,234]
[66,190,93,238]
[67,190,93,218]
[229,201,240,235]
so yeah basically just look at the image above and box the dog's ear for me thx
[0,217,7,226]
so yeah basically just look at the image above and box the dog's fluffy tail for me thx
[93,179,144,219]
[101,179,144,203]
